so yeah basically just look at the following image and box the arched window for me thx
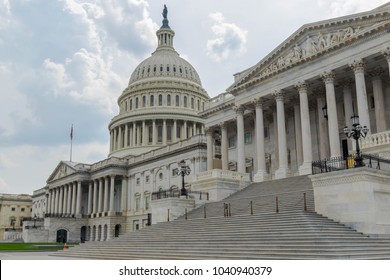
[184,96,187,107]
[150,95,154,106]
[191,97,194,109]
[159,94,163,106]
[135,97,139,109]
[158,126,163,142]
[142,96,146,107]
[130,99,133,110]
[167,94,171,106]
[176,95,179,106]
[197,99,200,111]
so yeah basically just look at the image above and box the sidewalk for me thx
[0,251,88,260]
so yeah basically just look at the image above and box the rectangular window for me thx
[264,127,269,138]
[158,126,163,142]
[145,175,150,183]
[148,126,153,143]
[136,178,140,186]
[172,168,178,176]
[11,208,15,211]
[228,136,236,148]
[244,132,252,144]
[21,208,25,212]
[176,126,181,139]
[145,196,150,210]
[167,126,172,142]
[135,197,140,211]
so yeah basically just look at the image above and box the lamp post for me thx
[177,160,191,196]
[343,115,369,167]
[33,214,37,229]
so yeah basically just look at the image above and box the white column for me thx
[132,122,136,147]
[163,119,167,145]
[137,125,141,146]
[341,79,355,153]
[118,126,123,149]
[193,122,197,136]
[129,124,133,147]
[315,91,329,159]
[183,121,188,139]
[72,182,77,215]
[382,47,390,78]
[47,190,52,215]
[110,176,115,214]
[205,127,213,170]
[295,81,312,175]
[121,176,128,212]
[87,181,93,215]
[152,120,157,145]
[124,124,129,147]
[349,59,371,133]
[58,186,63,216]
[113,128,117,151]
[76,181,82,216]
[219,122,229,170]
[63,185,68,215]
[104,177,109,213]
[370,69,386,132]
[321,71,341,158]
[142,121,147,146]
[173,120,177,142]
[293,100,303,166]
[253,98,268,181]
[93,180,98,215]
[110,131,113,152]
[234,105,246,173]
[273,91,290,179]
[66,184,72,215]
[54,188,59,214]
[98,178,103,214]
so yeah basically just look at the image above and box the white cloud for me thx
[206,12,247,62]
[317,0,387,17]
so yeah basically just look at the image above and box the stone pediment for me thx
[228,3,390,94]
[46,161,87,183]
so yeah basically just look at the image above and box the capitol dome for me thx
[128,45,203,86]
[108,6,209,158]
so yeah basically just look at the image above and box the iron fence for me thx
[152,189,209,200]
[312,154,390,174]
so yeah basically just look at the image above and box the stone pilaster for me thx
[253,98,268,182]
[219,121,228,170]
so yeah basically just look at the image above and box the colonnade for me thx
[110,120,204,152]
[47,175,127,218]
[206,54,390,181]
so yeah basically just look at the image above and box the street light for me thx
[344,115,369,167]
[33,214,37,228]
[177,160,191,196]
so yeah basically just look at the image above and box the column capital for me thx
[382,46,390,61]
[252,97,264,108]
[233,105,245,115]
[320,70,335,84]
[219,121,228,130]
[368,67,385,79]
[349,59,366,74]
[294,81,309,92]
[204,126,213,135]
[272,90,285,101]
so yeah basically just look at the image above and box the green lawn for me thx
[0,243,78,251]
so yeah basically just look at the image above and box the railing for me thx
[152,189,209,201]
[361,130,390,150]
[312,154,390,175]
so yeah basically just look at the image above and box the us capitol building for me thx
[26,4,390,243]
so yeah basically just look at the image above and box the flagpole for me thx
[70,124,73,162]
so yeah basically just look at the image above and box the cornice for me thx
[229,13,390,95]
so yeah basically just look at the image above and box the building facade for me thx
[26,4,390,242]
[0,193,32,240]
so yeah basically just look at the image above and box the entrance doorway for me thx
[56,229,67,243]
[114,224,121,237]
[80,226,87,243]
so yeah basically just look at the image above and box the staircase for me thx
[52,175,390,259]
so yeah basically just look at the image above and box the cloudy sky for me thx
[0,0,388,195]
